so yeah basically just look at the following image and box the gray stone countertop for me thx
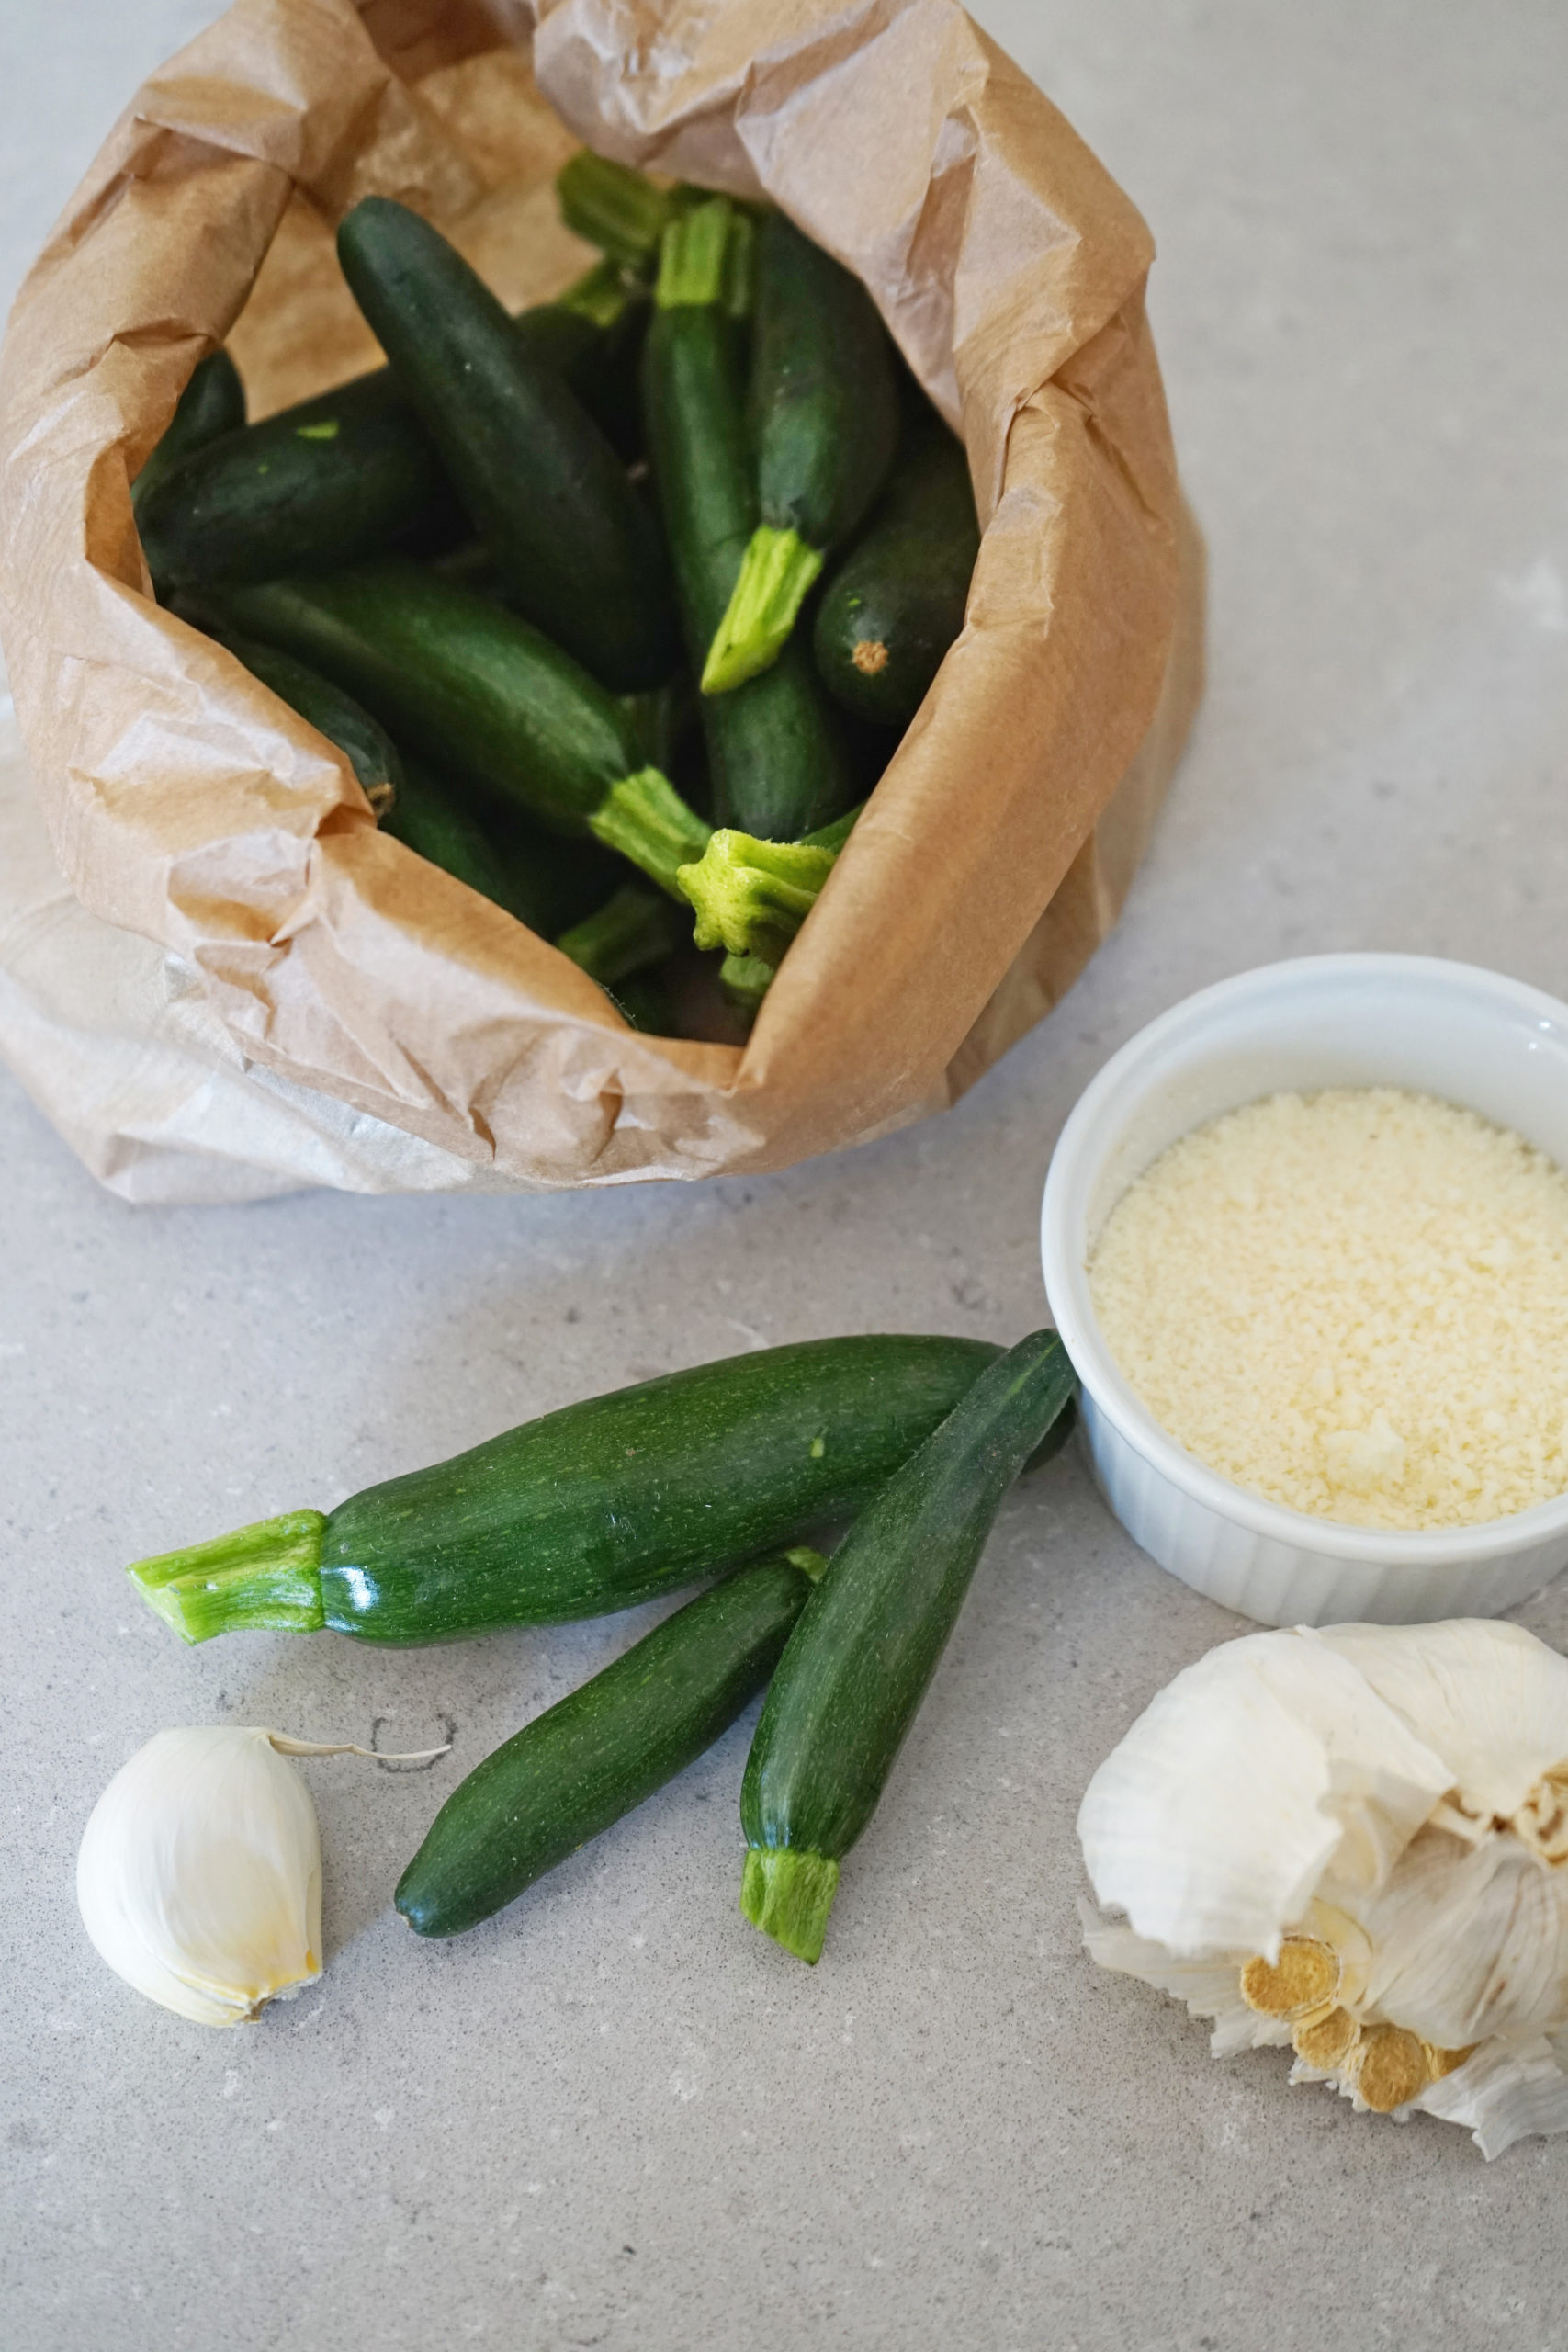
[4,3,1568,2346]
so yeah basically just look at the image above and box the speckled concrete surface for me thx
[5,3,1568,2346]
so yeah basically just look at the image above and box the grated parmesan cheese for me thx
[1088,1087,1568,1531]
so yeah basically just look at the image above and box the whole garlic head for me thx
[79,1727,325,2028]
[1077,1620,1568,2158]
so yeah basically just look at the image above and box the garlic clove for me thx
[1312,1620,1568,1827]
[1352,1819,1568,2051]
[79,1728,324,2028]
[1077,1631,1450,1959]
[1411,2036,1568,2161]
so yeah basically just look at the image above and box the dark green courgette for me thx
[641,201,853,842]
[380,757,520,910]
[557,881,682,985]
[338,197,677,695]
[739,1329,1077,1962]
[608,972,675,1033]
[380,759,623,937]
[814,428,978,727]
[132,349,245,520]
[702,210,898,695]
[137,367,457,589]
[224,633,402,818]
[396,1547,826,1936]
[125,1334,1000,1646]
[185,564,710,897]
[677,801,860,967]
[136,272,642,589]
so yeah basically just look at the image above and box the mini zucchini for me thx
[641,201,853,842]
[135,270,641,591]
[337,197,678,695]
[125,1335,999,1646]
[814,428,978,728]
[131,348,245,520]
[556,153,697,277]
[381,759,624,938]
[396,1547,827,1937]
[739,1329,1077,1963]
[223,633,402,818]
[137,366,456,590]
[186,563,711,898]
[701,210,898,695]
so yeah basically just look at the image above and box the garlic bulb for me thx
[78,1725,444,2028]
[1077,1620,1568,2157]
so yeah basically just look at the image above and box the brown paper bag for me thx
[0,0,1202,1193]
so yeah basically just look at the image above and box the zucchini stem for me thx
[127,1511,326,1644]
[589,768,713,899]
[558,154,682,277]
[701,526,824,695]
[740,1848,840,1964]
[556,255,637,331]
[721,952,776,1014]
[678,829,837,961]
[678,800,861,963]
[557,882,683,986]
[655,198,735,311]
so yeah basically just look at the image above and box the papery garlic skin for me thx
[1077,1622,1568,2158]
[78,1728,323,2028]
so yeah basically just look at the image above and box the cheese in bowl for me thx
[1088,1087,1568,1533]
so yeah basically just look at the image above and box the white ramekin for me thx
[1040,954,1568,1626]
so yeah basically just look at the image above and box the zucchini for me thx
[224,633,402,818]
[396,1547,827,1936]
[132,348,245,519]
[137,367,456,589]
[185,564,710,898]
[677,802,860,967]
[337,197,677,695]
[136,272,642,590]
[124,1334,1001,1646]
[608,972,674,1033]
[382,760,624,937]
[641,201,853,842]
[557,881,682,986]
[814,428,978,728]
[702,210,898,694]
[380,757,519,910]
[739,1329,1077,1962]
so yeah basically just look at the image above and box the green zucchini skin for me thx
[640,288,853,840]
[395,1552,820,1936]
[739,1329,1077,1961]
[813,430,978,728]
[131,349,245,520]
[135,302,634,591]
[223,633,403,816]
[188,563,646,834]
[136,368,455,589]
[337,197,677,694]
[750,212,898,556]
[381,759,622,936]
[380,756,522,911]
[319,1334,1000,1644]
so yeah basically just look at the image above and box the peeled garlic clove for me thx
[79,1727,325,2028]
